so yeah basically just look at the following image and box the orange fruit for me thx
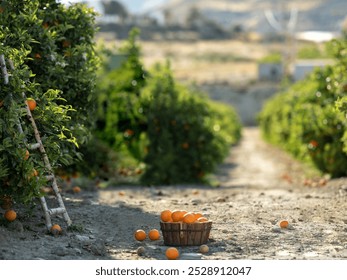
[134,229,146,241]
[4,209,17,222]
[193,212,203,220]
[183,212,197,224]
[160,209,172,222]
[50,224,62,235]
[181,142,189,149]
[0,100,3,107]
[279,220,289,228]
[62,40,71,48]
[24,150,30,160]
[26,99,37,111]
[171,210,185,222]
[31,169,39,177]
[72,186,81,193]
[166,247,179,260]
[148,229,160,240]
[197,217,209,223]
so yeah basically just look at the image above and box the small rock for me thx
[90,241,106,256]
[74,248,82,255]
[75,234,90,243]
[105,237,113,243]
[216,197,226,203]
[305,194,312,199]
[190,199,202,205]
[156,190,164,196]
[287,224,295,230]
[272,227,282,233]
[53,246,69,257]
[180,253,202,260]
[137,246,145,256]
[199,245,209,254]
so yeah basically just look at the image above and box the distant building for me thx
[293,60,333,81]
[258,62,284,81]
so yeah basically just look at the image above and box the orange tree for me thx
[96,31,241,184]
[140,63,241,185]
[0,0,98,204]
[259,34,347,177]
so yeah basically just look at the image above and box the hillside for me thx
[150,0,347,33]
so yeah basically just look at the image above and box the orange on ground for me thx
[50,224,62,234]
[24,150,29,160]
[4,209,17,222]
[72,186,81,193]
[171,210,185,222]
[134,229,147,241]
[166,247,179,260]
[26,99,37,111]
[197,217,209,223]
[148,229,160,241]
[183,212,197,224]
[279,220,289,228]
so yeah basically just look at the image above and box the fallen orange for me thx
[148,229,160,241]
[166,247,179,260]
[134,229,146,241]
[279,220,289,228]
[4,209,17,222]
[50,224,62,235]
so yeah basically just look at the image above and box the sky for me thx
[59,0,167,14]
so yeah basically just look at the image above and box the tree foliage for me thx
[0,0,98,203]
[259,34,347,177]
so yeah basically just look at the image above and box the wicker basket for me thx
[160,221,212,246]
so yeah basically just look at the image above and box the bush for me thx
[259,35,347,177]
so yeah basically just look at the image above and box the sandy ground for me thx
[1,127,346,260]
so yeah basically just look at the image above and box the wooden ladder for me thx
[0,54,72,231]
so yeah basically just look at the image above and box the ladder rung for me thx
[45,175,54,181]
[48,207,66,216]
[29,143,41,150]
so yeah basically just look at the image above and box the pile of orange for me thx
[160,209,209,224]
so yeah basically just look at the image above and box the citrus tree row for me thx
[258,34,347,177]
[0,0,98,205]
[93,29,242,185]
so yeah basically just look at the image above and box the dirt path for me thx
[1,128,347,260]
